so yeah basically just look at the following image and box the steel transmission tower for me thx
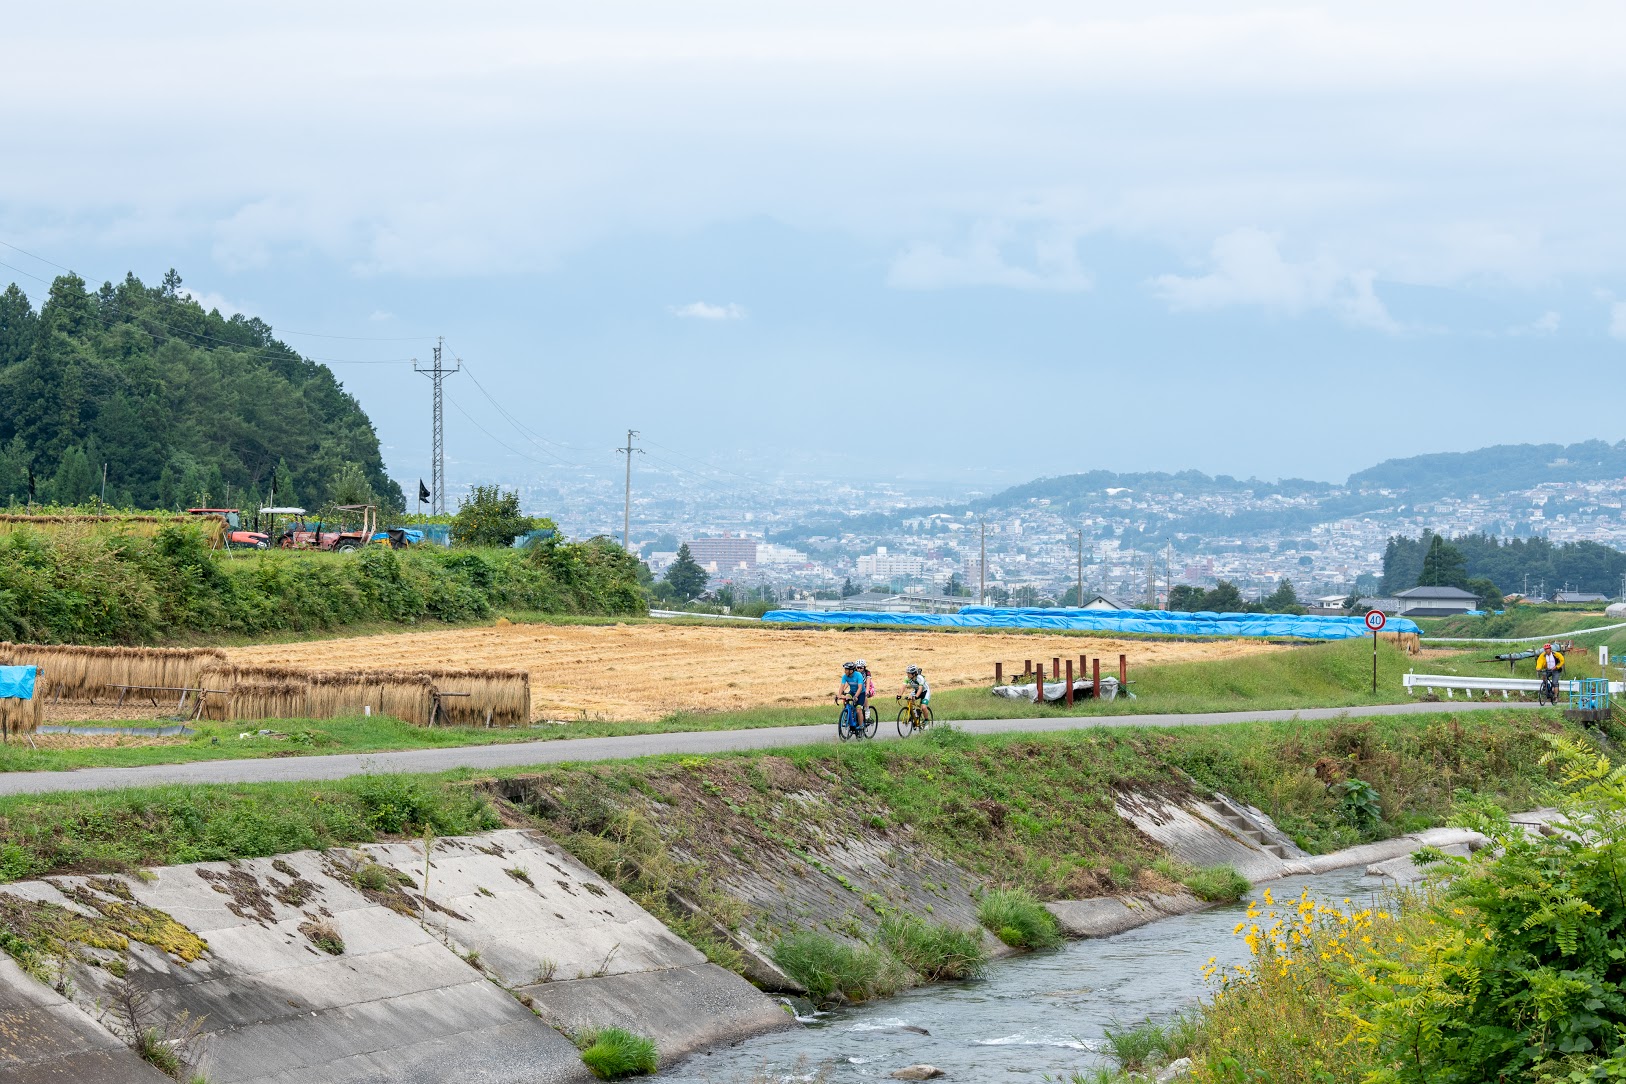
[413,338,459,514]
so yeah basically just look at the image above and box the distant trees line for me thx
[1380,531,1626,599]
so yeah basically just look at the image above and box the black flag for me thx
[417,479,430,505]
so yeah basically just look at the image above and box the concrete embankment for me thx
[0,829,788,1084]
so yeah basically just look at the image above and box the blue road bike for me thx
[836,695,879,741]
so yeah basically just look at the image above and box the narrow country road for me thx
[0,700,1532,796]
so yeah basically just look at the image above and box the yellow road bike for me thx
[895,693,933,737]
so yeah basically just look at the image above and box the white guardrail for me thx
[1403,672,1625,698]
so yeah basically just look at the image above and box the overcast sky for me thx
[4,2,1624,495]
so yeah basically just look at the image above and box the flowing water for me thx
[662,867,1391,1083]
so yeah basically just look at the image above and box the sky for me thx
[3,2,1625,497]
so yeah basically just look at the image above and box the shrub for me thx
[770,931,903,1003]
[877,913,987,981]
[575,1026,658,1080]
[1101,1013,1200,1072]
[977,888,1062,949]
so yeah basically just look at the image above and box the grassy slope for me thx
[1,637,1572,772]
[0,707,1575,891]
[1418,606,1621,640]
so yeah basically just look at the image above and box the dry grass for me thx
[0,694,41,735]
[0,642,227,701]
[227,622,1282,721]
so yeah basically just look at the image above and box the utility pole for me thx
[100,463,107,505]
[617,430,643,551]
[413,337,459,515]
[979,519,987,605]
[1076,530,1084,608]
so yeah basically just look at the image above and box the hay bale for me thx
[0,643,228,701]
[227,681,308,722]
[0,695,41,736]
[420,667,531,726]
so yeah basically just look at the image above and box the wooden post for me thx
[1093,657,1101,699]
[1035,662,1045,705]
[1064,658,1074,706]
[1119,654,1127,685]
[1079,654,1087,679]
[995,661,1003,685]
[1024,658,1032,677]
[1052,656,1061,677]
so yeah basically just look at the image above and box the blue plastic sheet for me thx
[761,607,1420,640]
[0,666,37,700]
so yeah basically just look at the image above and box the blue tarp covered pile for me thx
[761,606,1420,641]
[0,665,37,699]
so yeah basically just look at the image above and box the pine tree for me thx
[663,544,709,601]
[1418,535,1468,588]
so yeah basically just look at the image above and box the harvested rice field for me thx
[226,621,1283,722]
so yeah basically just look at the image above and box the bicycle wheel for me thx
[897,707,914,737]
[838,708,854,741]
[920,706,933,729]
[863,706,879,738]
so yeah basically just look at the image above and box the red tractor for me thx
[186,508,270,549]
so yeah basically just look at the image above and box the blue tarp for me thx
[761,607,1421,641]
[0,666,37,699]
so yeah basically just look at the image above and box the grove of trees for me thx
[0,271,402,511]
[1381,530,1624,598]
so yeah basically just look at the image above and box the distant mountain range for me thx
[984,440,1626,508]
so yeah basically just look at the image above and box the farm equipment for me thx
[262,505,379,552]
[186,508,270,549]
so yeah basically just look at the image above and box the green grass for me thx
[977,887,1063,949]
[770,931,905,1002]
[574,1026,658,1080]
[1418,605,1622,641]
[876,913,988,981]
[1152,859,1250,903]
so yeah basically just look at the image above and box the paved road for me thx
[0,700,1533,797]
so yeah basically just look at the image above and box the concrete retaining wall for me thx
[0,829,789,1084]
[0,956,171,1082]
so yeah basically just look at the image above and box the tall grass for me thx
[876,914,988,980]
[977,888,1062,949]
[770,931,907,1002]
[575,1027,658,1079]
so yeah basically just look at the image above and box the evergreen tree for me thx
[0,283,36,369]
[1200,580,1246,612]
[451,485,536,547]
[1168,584,1206,611]
[663,543,709,601]
[1263,579,1304,614]
[1418,534,1469,588]
[49,444,98,504]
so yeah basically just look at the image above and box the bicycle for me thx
[1538,668,1562,707]
[836,695,879,740]
[895,693,933,737]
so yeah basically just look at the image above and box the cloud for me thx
[1612,302,1626,341]
[1151,228,1398,332]
[1505,310,1561,336]
[668,301,746,320]
[179,287,253,318]
[888,220,1092,292]
[369,310,395,322]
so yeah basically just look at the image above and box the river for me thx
[662,867,1389,1083]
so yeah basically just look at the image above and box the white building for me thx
[756,542,809,566]
[857,546,927,579]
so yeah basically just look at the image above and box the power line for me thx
[618,429,644,551]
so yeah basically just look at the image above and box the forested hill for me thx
[1348,440,1626,500]
[0,271,403,511]
[983,440,1626,511]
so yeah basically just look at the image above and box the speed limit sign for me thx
[1365,609,1386,692]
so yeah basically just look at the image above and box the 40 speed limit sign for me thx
[1365,610,1387,632]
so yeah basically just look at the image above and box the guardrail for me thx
[1403,672,1626,699]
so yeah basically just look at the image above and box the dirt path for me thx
[226,621,1282,721]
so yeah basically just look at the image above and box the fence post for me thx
[1025,658,1032,677]
[1035,662,1045,705]
[1093,657,1101,699]
[1065,658,1074,706]
[1119,654,1127,686]
[1052,656,1061,678]
[994,662,1003,686]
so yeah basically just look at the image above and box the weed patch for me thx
[876,913,986,981]
[977,888,1061,949]
[770,931,905,1003]
[575,1026,658,1080]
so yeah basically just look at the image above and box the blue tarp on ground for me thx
[0,665,37,699]
[761,607,1421,640]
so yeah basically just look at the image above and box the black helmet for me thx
[843,661,856,671]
